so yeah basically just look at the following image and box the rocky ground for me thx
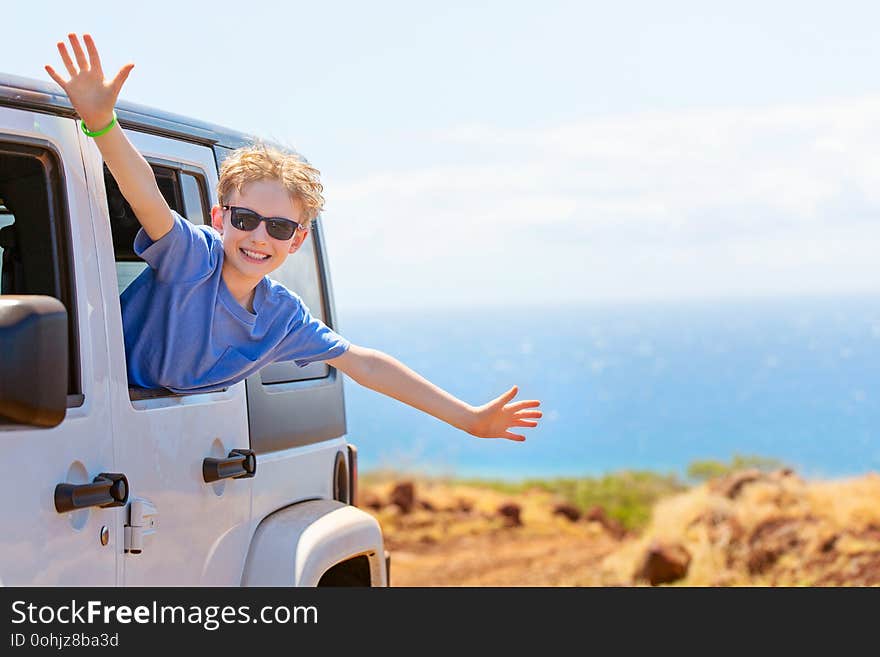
[358,469,880,586]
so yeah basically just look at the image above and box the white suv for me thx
[0,72,388,587]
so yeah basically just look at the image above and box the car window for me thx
[104,161,211,398]
[107,163,210,296]
[0,141,80,397]
[259,218,333,384]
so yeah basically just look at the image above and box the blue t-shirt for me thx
[119,211,350,393]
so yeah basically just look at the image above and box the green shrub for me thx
[451,470,687,531]
[686,453,787,483]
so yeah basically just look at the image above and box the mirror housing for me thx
[0,295,68,428]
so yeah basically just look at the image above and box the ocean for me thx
[337,294,880,482]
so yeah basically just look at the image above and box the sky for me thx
[5,1,880,312]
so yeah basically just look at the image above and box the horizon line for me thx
[336,288,880,316]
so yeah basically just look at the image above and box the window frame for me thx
[0,136,82,404]
[103,156,214,401]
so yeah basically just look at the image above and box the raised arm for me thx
[46,33,173,242]
[327,345,543,442]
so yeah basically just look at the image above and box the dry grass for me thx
[359,469,880,587]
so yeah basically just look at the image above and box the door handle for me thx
[202,448,256,483]
[54,473,129,513]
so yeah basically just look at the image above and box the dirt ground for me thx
[386,530,624,587]
[360,477,637,586]
[359,470,880,587]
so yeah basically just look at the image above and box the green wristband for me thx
[80,111,117,138]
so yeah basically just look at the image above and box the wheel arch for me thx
[241,498,387,587]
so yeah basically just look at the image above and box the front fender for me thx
[242,499,387,586]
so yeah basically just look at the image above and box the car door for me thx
[81,126,253,585]
[0,105,119,585]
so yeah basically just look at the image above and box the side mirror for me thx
[0,295,68,428]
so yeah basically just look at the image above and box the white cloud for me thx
[321,96,880,311]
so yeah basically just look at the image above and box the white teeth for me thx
[241,248,270,260]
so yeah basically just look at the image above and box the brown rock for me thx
[819,534,839,554]
[360,493,383,511]
[746,516,802,575]
[389,481,416,514]
[552,503,581,522]
[635,540,692,586]
[584,505,627,539]
[418,499,436,512]
[585,505,609,523]
[747,548,782,575]
[749,516,802,549]
[497,503,522,527]
[605,519,628,540]
[711,469,764,499]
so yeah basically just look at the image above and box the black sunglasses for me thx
[222,205,304,241]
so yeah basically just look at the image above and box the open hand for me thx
[45,33,134,131]
[468,385,542,442]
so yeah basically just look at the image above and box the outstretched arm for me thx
[46,32,173,242]
[326,345,542,442]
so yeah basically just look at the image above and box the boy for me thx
[46,33,542,442]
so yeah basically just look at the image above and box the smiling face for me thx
[210,179,309,284]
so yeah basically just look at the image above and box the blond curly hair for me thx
[217,142,324,227]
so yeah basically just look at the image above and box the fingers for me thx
[68,33,89,72]
[511,419,539,428]
[491,385,519,407]
[514,410,542,419]
[503,431,526,442]
[110,63,135,96]
[507,400,541,412]
[83,34,104,78]
[57,41,77,77]
[44,65,67,89]
[497,385,519,404]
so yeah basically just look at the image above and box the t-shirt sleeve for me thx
[133,210,218,283]
[274,296,351,367]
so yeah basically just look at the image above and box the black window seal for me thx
[180,170,211,228]
[143,156,211,226]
